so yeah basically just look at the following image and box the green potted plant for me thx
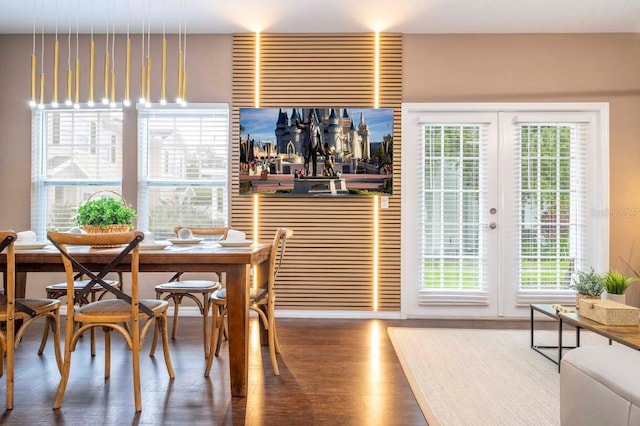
[569,268,605,309]
[75,194,137,232]
[602,270,636,304]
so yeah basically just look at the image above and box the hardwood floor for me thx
[0,316,533,425]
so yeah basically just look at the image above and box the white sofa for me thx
[560,345,640,426]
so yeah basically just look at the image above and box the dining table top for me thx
[2,240,272,273]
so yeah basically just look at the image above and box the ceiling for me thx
[0,0,639,35]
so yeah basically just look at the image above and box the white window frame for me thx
[31,107,124,240]
[136,103,231,236]
[401,103,609,318]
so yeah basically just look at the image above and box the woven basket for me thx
[578,298,640,326]
[575,294,600,310]
[82,224,133,248]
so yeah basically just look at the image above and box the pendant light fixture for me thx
[52,0,59,108]
[73,8,80,109]
[88,2,95,107]
[123,0,131,107]
[27,0,190,109]
[29,1,36,108]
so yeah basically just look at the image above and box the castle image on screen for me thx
[239,107,393,196]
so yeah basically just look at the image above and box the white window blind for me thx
[514,119,588,304]
[137,105,230,239]
[419,122,491,305]
[31,108,124,239]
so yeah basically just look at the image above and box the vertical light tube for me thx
[74,57,80,107]
[30,53,37,107]
[145,13,151,106]
[38,21,44,109]
[139,14,146,103]
[109,16,115,108]
[124,37,131,106]
[88,38,95,106]
[65,15,72,106]
[374,31,380,109]
[51,1,59,107]
[29,6,36,107]
[373,195,379,311]
[103,53,110,104]
[177,50,183,103]
[74,18,80,108]
[52,40,59,107]
[181,18,187,106]
[160,36,166,104]
[88,5,95,107]
[254,32,260,108]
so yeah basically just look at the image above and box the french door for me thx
[401,104,609,318]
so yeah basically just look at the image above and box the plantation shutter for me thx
[31,108,124,239]
[137,105,230,239]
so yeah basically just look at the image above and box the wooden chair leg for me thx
[202,292,210,358]
[214,307,225,357]
[132,326,142,412]
[51,311,63,374]
[149,323,159,357]
[204,304,218,377]
[5,333,13,410]
[0,340,4,379]
[104,328,111,379]
[159,314,175,379]
[268,313,279,376]
[171,295,180,339]
[38,320,50,355]
[53,333,73,409]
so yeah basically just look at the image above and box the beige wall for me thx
[1,32,640,300]
[404,33,640,273]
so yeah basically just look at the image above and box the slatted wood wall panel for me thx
[231,33,402,311]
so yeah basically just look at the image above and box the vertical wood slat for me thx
[232,33,402,311]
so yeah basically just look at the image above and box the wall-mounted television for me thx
[239,107,393,196]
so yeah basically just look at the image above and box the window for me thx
[137,105,230,238]
[31,108,124,239]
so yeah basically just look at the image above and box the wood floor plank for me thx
[0,316,535,424]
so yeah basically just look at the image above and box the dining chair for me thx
[39,272,124,357]
[205,227,293,377]
[47,230,175,412]
[150,226,229,358]
[0,231,63,409]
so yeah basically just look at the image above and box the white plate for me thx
[168,238,203,245]
[14,242,50,250]
[139,241,171,250]
[219,240,253,247]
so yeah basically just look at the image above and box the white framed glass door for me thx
[402,104,609,318]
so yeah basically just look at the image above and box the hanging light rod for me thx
[27,0,189,109]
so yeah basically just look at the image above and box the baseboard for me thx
[59,306,402,319]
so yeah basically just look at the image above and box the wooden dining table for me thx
[0,241,272,398]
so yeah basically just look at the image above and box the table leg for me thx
[558,317,563,373]
[530,306,534,348]
[15,272,27,298]
[226,264,250,398]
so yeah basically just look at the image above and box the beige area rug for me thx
[388,328,606,426]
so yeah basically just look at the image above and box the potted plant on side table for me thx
[602,270,636,304]
[570,268,605,309]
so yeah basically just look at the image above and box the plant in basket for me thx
[569,268,605,309]
[75,192,137,233]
